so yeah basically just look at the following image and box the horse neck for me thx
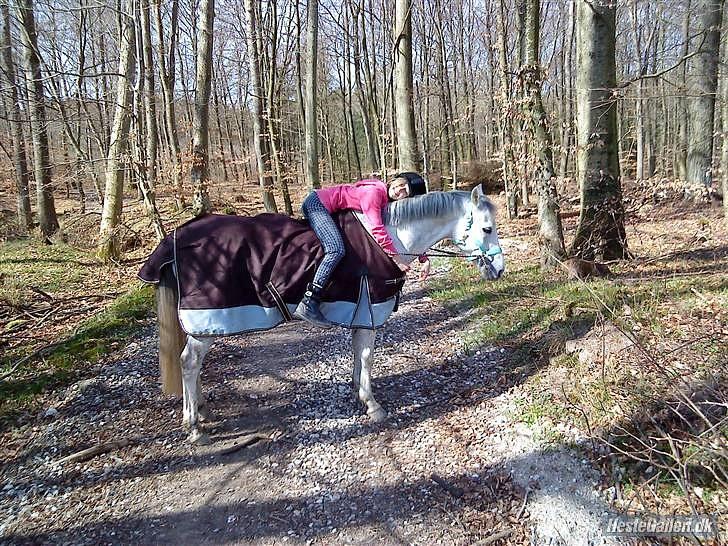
[386,206,467,263]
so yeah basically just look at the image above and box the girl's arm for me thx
[359,192,398,255]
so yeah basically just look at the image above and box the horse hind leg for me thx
[181,336,214,445]
[352,328,387,423]
[196,375,215,422]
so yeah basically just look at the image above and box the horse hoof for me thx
[368,407,387,423]
[189,430,211,446]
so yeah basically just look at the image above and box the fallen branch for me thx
[29,286,54,301]
[56,439,131,464]
[472,529,512,545]
[216,432,273,455]
[515,488,530,519]
[430,473,464,498]
[0,340,66,381]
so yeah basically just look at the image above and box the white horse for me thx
[156,186,505,444]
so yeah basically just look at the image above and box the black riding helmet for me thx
[394,172,428,197]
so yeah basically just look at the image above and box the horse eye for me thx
[483,227,493,234]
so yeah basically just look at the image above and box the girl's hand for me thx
[397,261,410,273]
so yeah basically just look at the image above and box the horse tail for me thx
[157,266,184,396]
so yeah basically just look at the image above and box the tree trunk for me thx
[497,0,517,218]
[74,0,88,213]
[17,0,58,238]
[676,0,692,180]
[1,2,32,232]
[98,5,135,261]
[560,0,576,179]
[570,0,628,260]
[523,0,566,268]
[244,0,277,211]
[155,0,184,210]
[515,0,530,208]
[138,0,165,241]
[721,7,728,220]
[263,4,292,214]
[190,0,214,216]
[139,0,158,190]
[394,0,419,172]
[304,0,320,189]
[686,0,724,190]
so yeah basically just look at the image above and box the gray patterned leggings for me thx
[302,192,345,289]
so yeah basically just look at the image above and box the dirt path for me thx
[0,269,621,545]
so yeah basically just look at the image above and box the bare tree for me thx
[304,0,320,189]
[522,0,566,267]
[16,0,58,238]
[244,0,277,211]
[721,3,728,220]
[139,0,158,190]
[155,0,184,210]
[1,1,31,232]
[263,1,292,214]
[190,0,214,216]
[686,0,724,189]
[497,0,518,217]
[98,4,135,261]
[570,0,628,260]
[394,0,419,172]
[676,0,692,180]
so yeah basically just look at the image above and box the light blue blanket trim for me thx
[178,284,398,336]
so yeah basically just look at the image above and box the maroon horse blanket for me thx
[138,212,405,335]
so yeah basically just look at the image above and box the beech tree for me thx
[190,0,214,216]
[244,0,277,211]
[1,1,31,232]
[98,4,135,261]
[394,0,419,172]
[304,0,320,189]
[522,0,565,267]
[17,0,58,238]
[685,0,724,189]
[570,0,628,260]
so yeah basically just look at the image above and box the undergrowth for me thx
[432,256,728,513]
[0,285,154,412]
[0,236,155,421]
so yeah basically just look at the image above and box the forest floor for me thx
[0,179,726,545]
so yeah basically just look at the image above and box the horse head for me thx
[453,186,505,281]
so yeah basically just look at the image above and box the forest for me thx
[0,0,726,544]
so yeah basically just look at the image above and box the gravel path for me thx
[0,269,620,545]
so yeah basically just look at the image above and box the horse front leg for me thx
[352,328,387,423]
[180,336,214,445]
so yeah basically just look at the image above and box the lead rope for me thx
[397,245,503,262]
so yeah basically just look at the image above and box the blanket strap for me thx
[266,282,293,322]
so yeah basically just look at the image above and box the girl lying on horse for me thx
[296,172,428,327]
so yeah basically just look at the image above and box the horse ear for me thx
[470,185,483,205]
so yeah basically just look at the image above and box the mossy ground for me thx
[0,236,154,416]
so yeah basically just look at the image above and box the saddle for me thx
[138,212,405,335]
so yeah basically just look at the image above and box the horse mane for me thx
[383,190,496,226]
[384,191,469,226]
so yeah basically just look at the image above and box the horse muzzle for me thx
[476,246,504,280]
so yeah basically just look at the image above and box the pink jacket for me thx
[317,179,398,255]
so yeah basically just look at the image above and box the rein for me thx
[400,245,503,262]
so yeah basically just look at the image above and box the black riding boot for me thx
[294,283,333,327]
